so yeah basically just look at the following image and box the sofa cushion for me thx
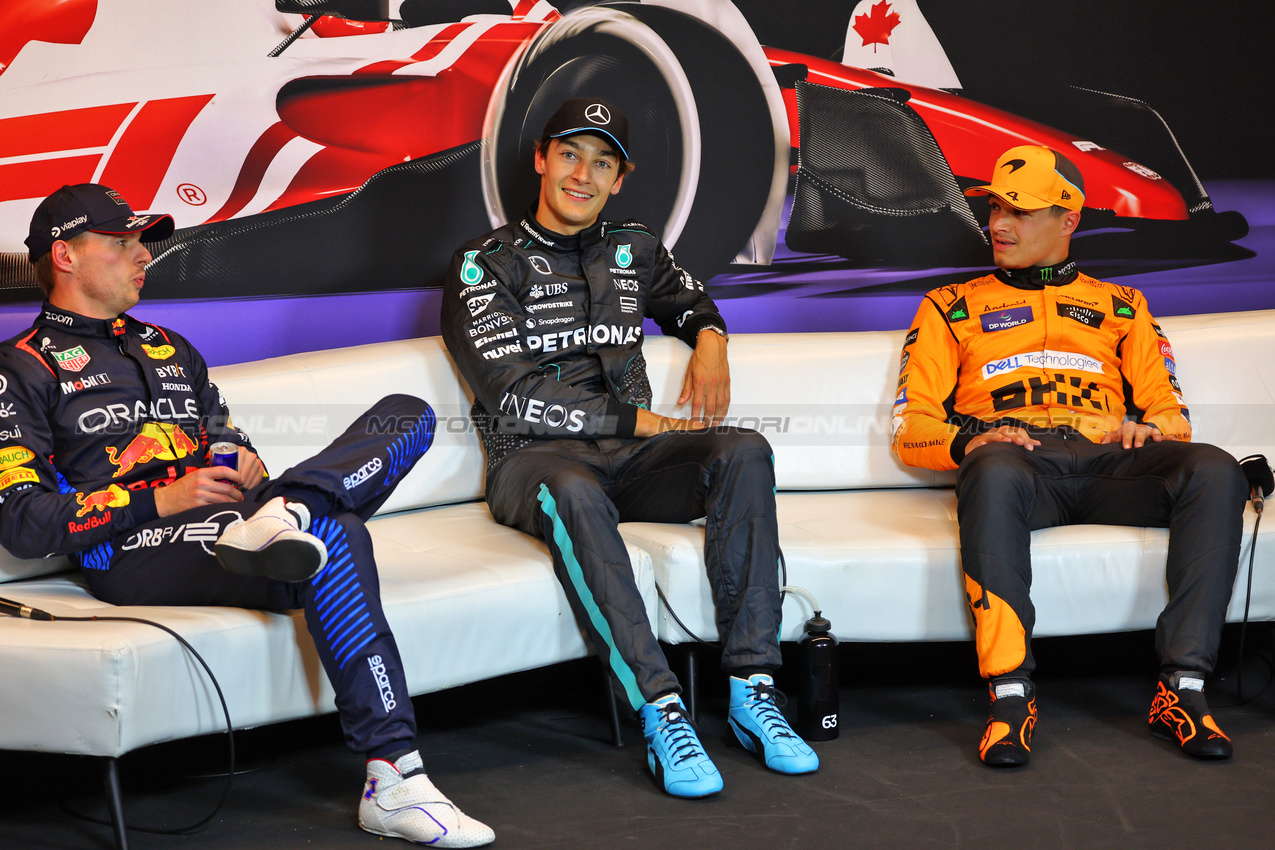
[624,491,1275,644]
[637,309,1275,493]
[0,550,71,584]
[0,502,652,757]
[208,338,486,515]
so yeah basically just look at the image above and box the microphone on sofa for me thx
[0,596,53,620]
[1239,454,1273,514]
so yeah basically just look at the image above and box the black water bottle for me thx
[797,612,839,740]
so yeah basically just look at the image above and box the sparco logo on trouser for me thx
[344,456,383,490]
[368,654,397,712]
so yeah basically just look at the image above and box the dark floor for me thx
[4,626,1275,850]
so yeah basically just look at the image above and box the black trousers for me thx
[81,395,435,756]
[955,435,1246,680]
[486,427,784,712]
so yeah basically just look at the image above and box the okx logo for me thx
[614,244,633,269]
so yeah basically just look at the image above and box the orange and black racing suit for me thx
[892,260,1245,680]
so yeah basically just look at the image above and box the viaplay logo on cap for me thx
[51,215,88,238]
[585,103,611,125]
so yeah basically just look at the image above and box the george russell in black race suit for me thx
[442,209,785,701]
[443,212,726,461]
[441,97,817,798]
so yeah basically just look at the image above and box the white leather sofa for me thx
[1,310,1273,809]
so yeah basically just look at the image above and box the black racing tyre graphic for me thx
[482,3,779,277]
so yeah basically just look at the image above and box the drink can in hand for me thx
[210,442,238,484]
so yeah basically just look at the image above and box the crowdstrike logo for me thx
[368,655,397,712]
[525,299,572,313]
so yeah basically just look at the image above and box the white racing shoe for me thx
[359,751,495,847]
[214,496,327,582]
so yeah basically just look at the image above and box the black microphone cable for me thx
[654,548,793,646]
[1234,508,1266,703]
[0,599,235,835]
[1234,454,1275,703]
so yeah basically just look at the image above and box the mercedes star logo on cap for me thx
[585,103,611,125]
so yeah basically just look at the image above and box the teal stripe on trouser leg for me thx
[538,483,646,711]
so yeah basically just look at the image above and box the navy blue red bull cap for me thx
[25,183,175,262]
[542,97,630,161]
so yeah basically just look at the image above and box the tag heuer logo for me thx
[52,345,91,372]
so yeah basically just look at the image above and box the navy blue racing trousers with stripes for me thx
[81,394,435,757]
[485,427,785,713]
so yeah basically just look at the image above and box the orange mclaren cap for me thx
[964,145,1085,211]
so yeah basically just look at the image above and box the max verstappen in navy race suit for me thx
[0,185,492,847]
[892,147,1247,767]
[441,98,818,798]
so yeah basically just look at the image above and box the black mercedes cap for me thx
[25,184,175,262]
[542,97,630,161]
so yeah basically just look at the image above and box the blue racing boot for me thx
[639,694,723,798]
[727,674,819,774]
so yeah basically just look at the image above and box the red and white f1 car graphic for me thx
[0,0,1246,299]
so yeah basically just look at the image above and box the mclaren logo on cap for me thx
[1003,159,1027,173]
[585,103,611,125]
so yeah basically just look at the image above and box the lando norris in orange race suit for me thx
[891,146,1246,766]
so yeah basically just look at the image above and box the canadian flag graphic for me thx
[842,0,962,91]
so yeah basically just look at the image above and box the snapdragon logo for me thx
[368,655,397,712]
[980,350,1106,381]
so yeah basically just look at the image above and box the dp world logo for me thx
[586,103,611,125]
[615,244,632,269]
[460,250,483,285]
